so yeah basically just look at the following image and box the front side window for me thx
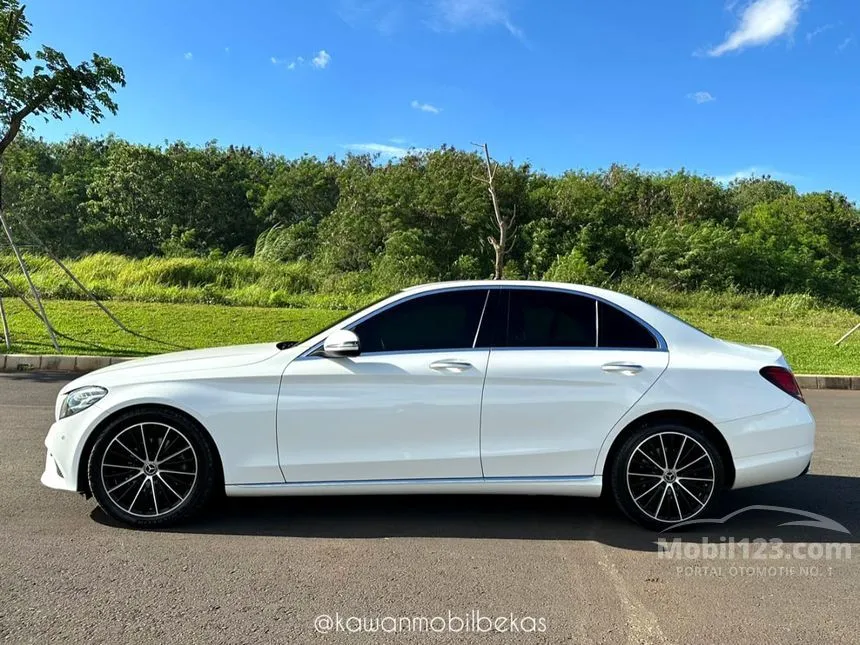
[503,289,597,348]
[353,289,489,353]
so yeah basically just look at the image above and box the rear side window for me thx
[353,289,489,353]
[504,289,597,348]
[597,301,658,349]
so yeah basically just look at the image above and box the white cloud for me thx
[312,50,331,69]
[687,91,716,104]
[707,0,801,57]
[273,54,312,71]
[344,143,425,158]
[806,24,834,43]
[432,0,524,40]
[338,0,404,35]
[184,52,193,60]
[713,166,802,184]
[410,99,441,114]
[389,137,408,144]
[837,36,854,53]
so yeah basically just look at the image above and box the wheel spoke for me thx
[103,463,140,470]
[658,434,668,468]
[159,469,194,476]
[157,445,191,465]
[157,473,183,499]
[153,427,170,462]
[629,472,663,478]
[675,480,707,508]
[128,478,147,512]
[676,453,706,472]
[634,480,664,502]
[150,478,159,515]
[672,436,687,470]
[678,476,712,481]
[672,485,683,520]
[107,471,142,494]
[654,484,669,519]
[635,447,665,471]
[115,438,144,463]
[140,425,150,461]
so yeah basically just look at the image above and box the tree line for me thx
[2,135,858,308]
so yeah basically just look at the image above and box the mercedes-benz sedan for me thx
[41,281,815,529]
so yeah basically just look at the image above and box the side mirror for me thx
[322,329,361,357]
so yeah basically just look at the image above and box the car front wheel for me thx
[87,409,216,528]
[610,424,725,530]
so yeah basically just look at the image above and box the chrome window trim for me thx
[296,285,500,360]
[472,289,491,349]
[295,283,667,360]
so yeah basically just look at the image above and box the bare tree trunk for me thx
[835,322,860,347]
[0,294,10,350]
[473,143,516,280]
[0,167,60,352]
[12,216,137,334]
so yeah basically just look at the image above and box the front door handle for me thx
[430,359,473,372]
[601,362,643,375]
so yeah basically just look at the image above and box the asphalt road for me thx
[1,373,858,644]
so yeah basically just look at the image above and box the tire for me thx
[610,423,725,531]
[88,408,217,528]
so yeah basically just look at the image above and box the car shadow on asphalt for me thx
[90,473,860,551]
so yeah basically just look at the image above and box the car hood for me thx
[62,343,285,392]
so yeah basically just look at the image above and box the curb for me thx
[0,354,132,373]
[1,353,859,391]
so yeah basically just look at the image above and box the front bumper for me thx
[40,403,107,493]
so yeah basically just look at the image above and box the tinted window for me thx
[504,289,596,348]
[598,301,658,349]
[353,289,489,353]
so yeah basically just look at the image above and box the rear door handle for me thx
[430,359,473,371]
[601,362,643,375]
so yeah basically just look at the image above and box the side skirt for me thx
[225,475,603,498]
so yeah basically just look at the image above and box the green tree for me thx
[0,0,124,156]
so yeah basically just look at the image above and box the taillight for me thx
[760,366,805,403]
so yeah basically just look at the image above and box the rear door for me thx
[479,288,669,478]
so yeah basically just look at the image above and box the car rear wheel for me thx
[610,424,724,530]
[88,409,216,528]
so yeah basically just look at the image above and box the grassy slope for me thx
[1,298,858,374]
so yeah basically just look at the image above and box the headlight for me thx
[59,386,108,419]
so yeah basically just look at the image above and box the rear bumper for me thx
[717,400,816,490]
[732,446,814,489]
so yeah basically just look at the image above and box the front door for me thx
[277,288,493,482]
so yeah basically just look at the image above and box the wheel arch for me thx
[76,403,225,495]
[600,410,735,490]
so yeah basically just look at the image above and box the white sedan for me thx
[41,281,815,529]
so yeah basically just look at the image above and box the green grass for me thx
[0,299,342,357]
[1,297,858,374]
[0,252,372,310]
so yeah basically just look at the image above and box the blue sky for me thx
[22,0,860,199]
